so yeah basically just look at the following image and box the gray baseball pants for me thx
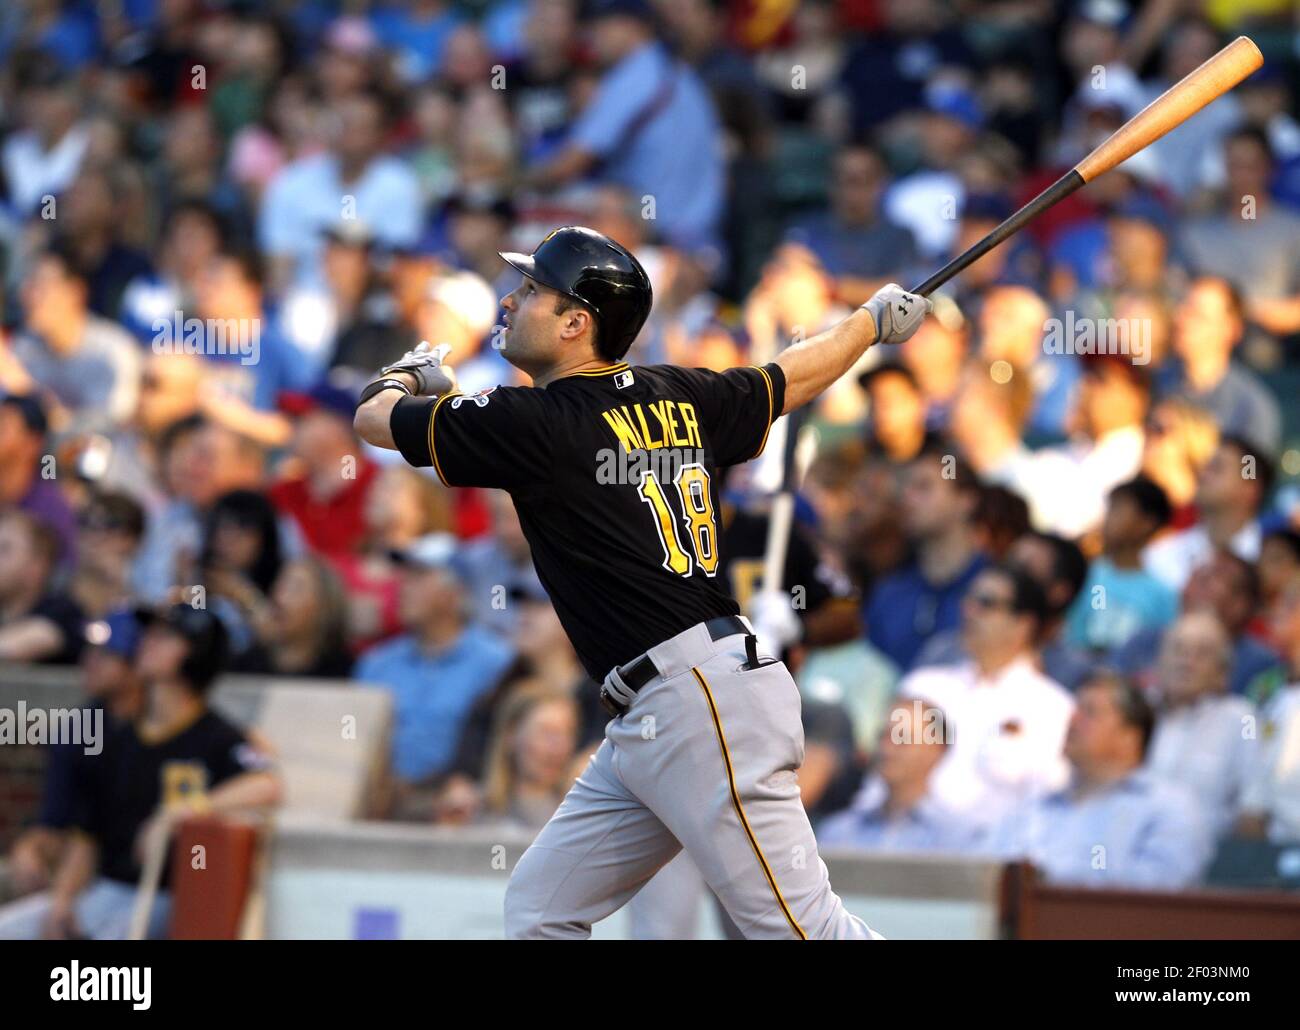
[504,619,876,939]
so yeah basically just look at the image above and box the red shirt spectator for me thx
[271,384,378,557]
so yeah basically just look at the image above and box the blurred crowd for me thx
[3,0,1300,937]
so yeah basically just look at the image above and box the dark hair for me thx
[145,605,230,693]
[38,237,90,288]
[220,245,266,290]
[1085,669,1156,757]
[1078,350,1151,393]
[164,198,228,246]
[1265,528,1300,565]
[1226,124,1274,165]
[985,562,1051,637]
[858,361,921,394]
[1215,548,1261,609]
[80,490,146,540]
[1109,475,1172,530]
[158,413,208,460]
[973,485,1030,558]
[914,435,981,497]
[1021,530,1088,614]
[201,489,283,594]
[0,393,48,437]
[1218,432,1275,501]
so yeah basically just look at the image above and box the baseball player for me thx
[354,226,929,939]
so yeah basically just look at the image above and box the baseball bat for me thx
[911,35,1263,297]
[759,412,818,596]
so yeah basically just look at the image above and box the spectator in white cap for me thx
[417,268,506,393]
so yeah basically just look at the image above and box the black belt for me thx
[599,615,752,717]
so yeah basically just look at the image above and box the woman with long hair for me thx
[234,555,354,678]
[196,488,284,658]
[479,684,579,833]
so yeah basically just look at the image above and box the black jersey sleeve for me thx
[656,363,785,468]
[389,387,553,489]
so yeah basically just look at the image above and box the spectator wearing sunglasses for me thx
[899,564,1075,828]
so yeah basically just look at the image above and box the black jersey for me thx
[69,710,272,885]
[390,360,786,679]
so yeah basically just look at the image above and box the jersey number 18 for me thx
[637,463,718,577]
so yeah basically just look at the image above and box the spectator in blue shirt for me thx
[913,529,1096,691]
[981,671,1213,889]
[784,143,919,308]
[258,89,422,293]
[1067,476,1179,653]
[524,0,723,250]
[369,2,463,83]
[865,441,987,671]
[818,698,980,853]
[355,533,516,787]
[190,246,320,414]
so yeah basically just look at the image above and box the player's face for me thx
[499,277,563,367]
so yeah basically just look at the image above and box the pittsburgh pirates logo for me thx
[451,387,497,409]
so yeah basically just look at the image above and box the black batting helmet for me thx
[135,603,229,692]
[499,226,652,361]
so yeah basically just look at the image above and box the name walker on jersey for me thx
[597,398,705,484]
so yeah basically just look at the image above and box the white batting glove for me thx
[863,284,931,345]
[749,588,802,657]
[381,341,458,396]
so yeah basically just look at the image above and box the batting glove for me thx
[381,341,459,397]
[863,284,931,345]
[749,588,802,658]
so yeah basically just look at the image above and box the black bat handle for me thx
[909,169,1086,297]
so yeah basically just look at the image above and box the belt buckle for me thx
[598,685,625,718]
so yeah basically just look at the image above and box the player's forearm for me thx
[774,307,878,414]
[354,370,421,449]
[354,390,404,449]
